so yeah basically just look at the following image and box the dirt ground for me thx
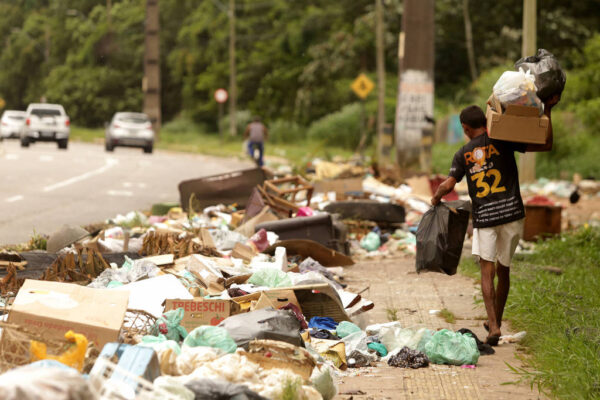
[333,256,545,400]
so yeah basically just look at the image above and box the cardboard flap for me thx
[505,104,541,117]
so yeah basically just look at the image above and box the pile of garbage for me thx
[0,166,464,400]
[0,162,557,399]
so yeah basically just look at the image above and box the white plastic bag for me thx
[493,68,543,113]
[379,325,431,354]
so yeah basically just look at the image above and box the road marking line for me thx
[123,182,132,188]
[107,190,133,197]
[40,155,54,162]
[5,195,23,203]
[5,154,18,160]
[43,158,119,192]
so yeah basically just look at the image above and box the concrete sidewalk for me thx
[335,257,543,400]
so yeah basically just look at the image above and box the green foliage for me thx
[268,119,306,144]
[27,230,47,251]
[536,112,600,179]
[161,115,209,136]
[307,103,365,150]
[44,66,142,126]
[562,34,600,133]
[219,110,253,137]
[432,142,463,175]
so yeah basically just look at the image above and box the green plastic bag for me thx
[336,321,362,338]
[152,308,188,342]
[183,326,237,354]
[360,232,381,252]
[367,342,388,357]
[423,329,479,365]
[247,268,292,288]
[139,334,182,355]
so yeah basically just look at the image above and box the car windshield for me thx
[31,109,61,117]
[117,114,149,124]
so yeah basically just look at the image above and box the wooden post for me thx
[375,0,386,163]
[519,0,537,183]
[143,0,161,137]
[229,0,237,136]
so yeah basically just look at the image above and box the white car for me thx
[21,103,70,149]
[105,112,154,153]
[0,110,27,139]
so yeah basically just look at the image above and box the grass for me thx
[386,306,399,322]
[69,124,355,169]
[438,308,456,324]
[458,227,600,399]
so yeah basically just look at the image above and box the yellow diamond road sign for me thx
[351,73,374,99]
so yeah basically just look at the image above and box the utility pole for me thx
[375,0,387,164]
[107,0,112,30]
[462,0,478,82]
[143,0,161,136]
[394,0,435,172]
[519,0,537,183]
[229,0,237,136]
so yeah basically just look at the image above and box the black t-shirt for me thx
[449,133,527,228]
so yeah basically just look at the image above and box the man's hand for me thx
[544,94,560,113]
[431,177,457,206]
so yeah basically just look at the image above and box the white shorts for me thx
[472,218,524,266]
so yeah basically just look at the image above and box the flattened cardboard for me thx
[8,279,129,348]
[265,239,354,266]
[486,103,549,144]
[186,255,225,295]
[164,298,230,332]
[254,290,301,311]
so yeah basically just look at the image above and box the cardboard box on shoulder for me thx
[486,95,549,144]
[7,279,129,348]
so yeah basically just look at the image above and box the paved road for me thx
[0,140,251,246]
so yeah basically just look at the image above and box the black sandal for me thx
[486,335,500,346]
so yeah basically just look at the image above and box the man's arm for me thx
[243,125,250,139]
[525,95,559,152]
[431,176,457,206]
[263,125,269,141]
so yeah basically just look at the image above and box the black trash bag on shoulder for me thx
[515,49,566,101]
[185,379,268,400]
[416,200,471,275]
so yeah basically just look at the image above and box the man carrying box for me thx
[430,95,558,345]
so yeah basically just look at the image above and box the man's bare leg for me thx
[495,262,510,330]
[480,258,501,343]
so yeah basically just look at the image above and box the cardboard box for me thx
[254,289,301,311]
[164,298,230,332]
[486,96,549,144]
[8,279,129,348]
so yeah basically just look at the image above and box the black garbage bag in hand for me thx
[515,49,566,101]
[416,201,471,275]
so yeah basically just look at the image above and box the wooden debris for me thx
[256,176,314,217]
[40,249,110,284]
[140,230,220,259]
[0,264,24,296]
